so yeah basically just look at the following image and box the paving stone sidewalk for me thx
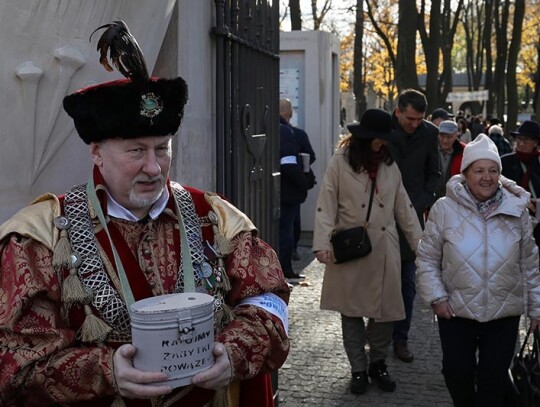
[277,246,453,407]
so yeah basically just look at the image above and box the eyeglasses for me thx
[516,136,538,144]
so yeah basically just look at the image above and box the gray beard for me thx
[128,188,163,209]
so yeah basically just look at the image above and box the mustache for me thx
[132,175,164,185]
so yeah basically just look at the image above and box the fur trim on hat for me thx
[63,77,188,144]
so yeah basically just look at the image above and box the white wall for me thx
[0,0,180,222]
[173,0,216,191]
[280,31,340,233]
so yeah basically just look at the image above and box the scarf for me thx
[465,184,504,218]
[366,149,386,181]
[516,150,540,189]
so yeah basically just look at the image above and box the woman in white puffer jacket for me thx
[416,134,540,407]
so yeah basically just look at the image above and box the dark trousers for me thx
[438,315,519,407]
[279,203,297,276]
[293,204,301,250]
[393,261,416,343]
[341,315,393,373]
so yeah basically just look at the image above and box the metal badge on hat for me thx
[140,92,163,125]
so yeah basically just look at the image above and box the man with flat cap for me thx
[435,120,465,200]
[0,21,289,407]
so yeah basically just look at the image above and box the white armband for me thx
[280,155,297,165]
[238,293,289,334]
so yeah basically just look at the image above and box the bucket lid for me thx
[130,292,214,315]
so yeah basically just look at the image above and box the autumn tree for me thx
[290,0,302,30]
[396,0,420,91]
[353,0,367,117]
[310,0,333,30]
[365,0,399,105]
[440,0,464,104]
[506,0,525,130]
[460,1,488,89]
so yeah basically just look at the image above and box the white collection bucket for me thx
[130,292,215,388]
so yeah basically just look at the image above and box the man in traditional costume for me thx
[0,21,290,407]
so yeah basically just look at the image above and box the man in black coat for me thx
[279,99,316,261]
[279,116,315,281]
[386,89,441,363]
[501,120,540,245]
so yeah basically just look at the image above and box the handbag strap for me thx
[519,326,539,358]
[364,179,376,226]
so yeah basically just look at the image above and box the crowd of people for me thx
[312,89,540,406]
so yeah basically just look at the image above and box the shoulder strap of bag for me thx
[365,180,376,226]
[519,326,535,359]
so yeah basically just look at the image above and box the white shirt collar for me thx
[106,188,170,222]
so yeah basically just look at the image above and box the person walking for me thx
[313,109,422,395]
[487,124,512,156]
[501,119,540,245]
[279,99,316,261]
[387,89,440,363]
[435,120,465,200]
[416,134,540,406]
[430,108,454,127]
[279,116,315,281]
[0,21,290,407]
[457,118,472,144]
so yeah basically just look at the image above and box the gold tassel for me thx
[212,225,232,256]
[79,304,112,343]
[53,229,72,271]
[220,303,235,326]
[62,268,89,304]
[110,396,126,407]
[217,261,232,293]
[211,386,231,407]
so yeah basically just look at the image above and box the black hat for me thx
[511,120,540,139]
[63,21,189,144]
[347,108,392,139]
[431,108,454,121]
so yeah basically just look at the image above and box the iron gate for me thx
[212,0,280,250]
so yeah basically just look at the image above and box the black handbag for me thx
[330,180,375,264]
[509,327,540,406]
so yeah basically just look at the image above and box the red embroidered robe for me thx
[0,171,290,406]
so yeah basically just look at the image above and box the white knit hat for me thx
[460,133,502,173]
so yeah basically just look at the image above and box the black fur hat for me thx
[63,21,189,144]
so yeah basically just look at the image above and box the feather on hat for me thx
[63,20,188,144]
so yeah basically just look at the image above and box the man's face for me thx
[438,131,459,153]
[431,117,445,127]
[91,136,172,217]
[395,105,424,134]
[515,135,539,154]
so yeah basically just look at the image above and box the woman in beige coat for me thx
[313,109,421,395]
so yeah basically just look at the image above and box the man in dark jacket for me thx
[387,89,441,363]
[280,99,316,261]
[279,118,315,280]
[501,120,540,245]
